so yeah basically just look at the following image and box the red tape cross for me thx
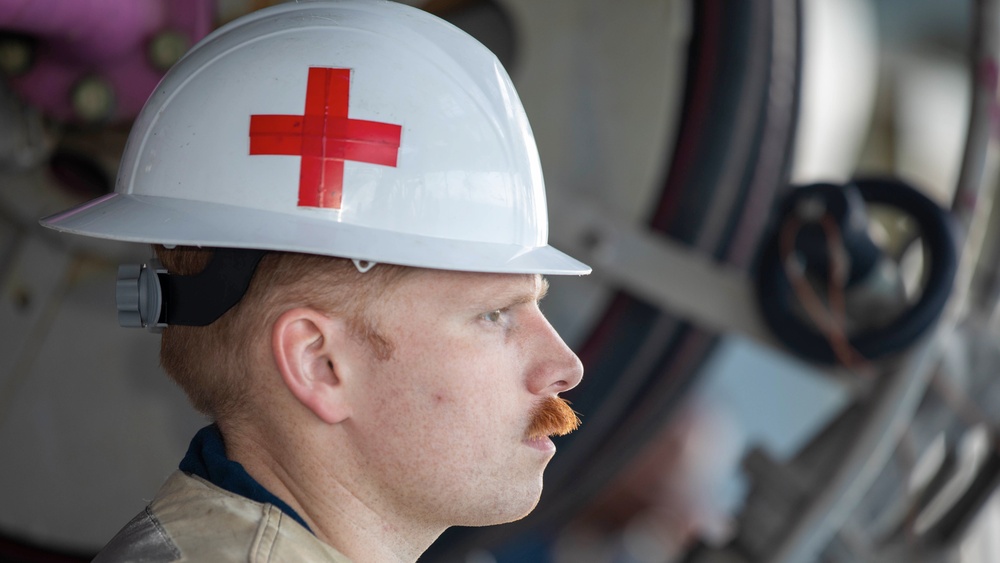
[249,67,402,209]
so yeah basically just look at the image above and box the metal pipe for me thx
[950,0,1000,318]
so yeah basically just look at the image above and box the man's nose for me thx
[527,315,584,395]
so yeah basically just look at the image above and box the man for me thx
[40,1,589,561]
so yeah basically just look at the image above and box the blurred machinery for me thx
[2,1,1000,562]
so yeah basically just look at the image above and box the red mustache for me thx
[527,396,581,439]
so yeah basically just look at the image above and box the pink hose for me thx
[0,0,213,122]
[0,0,164,61]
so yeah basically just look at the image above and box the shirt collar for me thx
[179,424,313,533]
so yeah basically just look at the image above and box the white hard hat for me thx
[39,0,589,276]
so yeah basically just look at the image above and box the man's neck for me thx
[219,421,443,563]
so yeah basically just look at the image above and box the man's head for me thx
[39,0,591,543]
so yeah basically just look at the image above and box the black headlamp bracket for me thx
[115,248,267,331]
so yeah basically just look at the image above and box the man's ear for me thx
[271,308,355,424]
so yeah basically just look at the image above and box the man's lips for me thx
[524,436,556,452]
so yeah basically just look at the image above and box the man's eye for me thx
[484,309,505,323]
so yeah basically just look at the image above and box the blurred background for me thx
[1,0,999,562]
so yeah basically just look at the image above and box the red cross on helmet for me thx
[39,0,590,276]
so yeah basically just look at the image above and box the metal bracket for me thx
[115,260,165,331]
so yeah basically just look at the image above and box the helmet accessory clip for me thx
[115,248,267,330]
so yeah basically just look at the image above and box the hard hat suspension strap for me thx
[116,248,267,330]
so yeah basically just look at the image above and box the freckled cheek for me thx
[420,380,506,437]
[388,327,523,421]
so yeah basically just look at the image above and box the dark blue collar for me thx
[179,424,312,533]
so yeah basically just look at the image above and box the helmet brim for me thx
[40,193,591,275]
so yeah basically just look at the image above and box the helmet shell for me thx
[41,0,589,275]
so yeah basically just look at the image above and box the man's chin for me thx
[460,485,544,527]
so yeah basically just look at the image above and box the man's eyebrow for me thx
[504,276,549,307]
